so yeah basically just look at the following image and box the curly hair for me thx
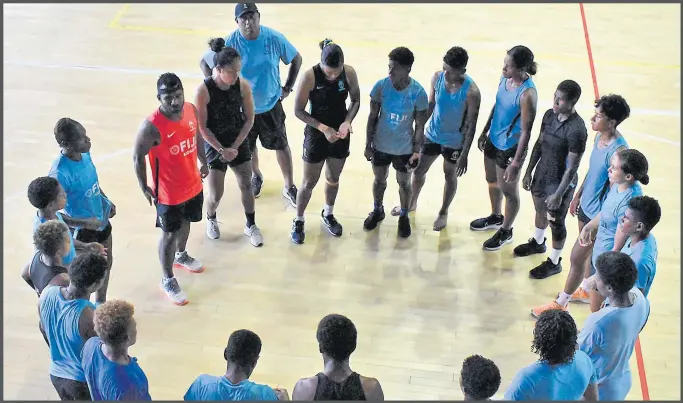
[68,252,108,289]
[596,251,638,295]
[27,176,61,209]
[54,118,83,147]
[628,196,661,234]
[317,314,357,361]
[443,46,468,69]
[388,47,415,68]
[33,220,70,257]
[531,310,578,365]
[460,355,501,400]
[94,300,135,347]
[224,329,262,368]
[595,94,630,126]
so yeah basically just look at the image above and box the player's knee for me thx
[444,168,457,183]
[548,218,567,243]
[325,178,339,188]
[302,176,320,191]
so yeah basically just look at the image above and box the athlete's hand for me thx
[199,163,209,179]
[578,225,596,247]
[545,192,561,211]
[569,195,580,217]
[407,153,420,172]
[477,133,488,152]
[273,387,290,401]
[455,155,468,177]
[221,148,238,162]
[337,121,352,139]
[321,125,340,143]
[81,217,103,230]
[280,87,292,101]
[522,173,532,191]
[141,186,155,206]
[503,162,520,183]
[364,147,373,162]
[87,242,107,257]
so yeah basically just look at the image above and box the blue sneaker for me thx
[291,219,305,244]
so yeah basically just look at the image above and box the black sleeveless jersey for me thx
[305,64,350,137]
[204,76,245,146]
[313,372,366,401]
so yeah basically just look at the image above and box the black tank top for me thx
[305,64,350,137]
[29,251,67,296]
[313,372,366,401]
[204,76,245,146]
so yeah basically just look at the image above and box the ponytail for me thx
[208,37,226,53]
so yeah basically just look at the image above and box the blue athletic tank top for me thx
[579,134,629,219]
[39,285,95,381]
[488,75,536,151]
[425,72,473,149]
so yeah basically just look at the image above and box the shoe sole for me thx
[159,286,189,306]
[470,223,503,232]
[483,237,513,251]
[173,263,204,273]
[291,236,304,244]
[514,248,547,257]
[206,230,219,240]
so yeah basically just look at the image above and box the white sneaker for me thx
[207,217,220,239]
[173,251,204,273]
[160,277,188,305]
[244,225,264,247]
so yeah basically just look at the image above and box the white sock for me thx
[533,227,545,244]
[295,216,304,222]
[579,278,590,291]
[323,204,333,216]
[550,248,562,265]
[556,292,571,307]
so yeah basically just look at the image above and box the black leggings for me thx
[50,375,91,401]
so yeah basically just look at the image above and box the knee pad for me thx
[548,218,567,243]
[325,179,339,187]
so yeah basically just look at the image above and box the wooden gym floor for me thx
[3,3,680,400]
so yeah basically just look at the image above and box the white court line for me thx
[4,60,680,148]
[3,148,131,204]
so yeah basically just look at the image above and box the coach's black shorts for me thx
[50,375,91,401]
[371,149,412,173]
[422,138,462,164]
[155,191,203,233]
[75,222,112,244]
[483,137,520,170]
[302,128,350,164]
[248,100,288,151]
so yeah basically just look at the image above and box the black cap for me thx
[235,3,258,19]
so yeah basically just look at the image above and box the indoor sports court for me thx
[3,3,680,400]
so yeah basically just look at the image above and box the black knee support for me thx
[548,217,567,243]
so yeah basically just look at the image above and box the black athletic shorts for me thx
[155,191,203,233]
[248,100,288,151]
[371,149,412,173]
[302,129,350,164]
[50,375,91,401]
[531,184,575,223]
[206,142,252,172]
[577,204,591,226]
[75,222,112,244]
[422,138,462,164]
[483,137,520,170]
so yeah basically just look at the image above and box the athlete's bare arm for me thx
[366,100,382,154]
[194,85,224,152]
[282,52,303,99]
[413,107,430,154]
[200,59,212,78]
[360,376,385,401]
[79,305,98,340]
[60,215,101,230]
[234,78,255,149]
[293,69,322,129]
[189,103,208,168]
[477,105,496,152]
[291,376,317,401]
[133,119,161,205]
[583,382,599,401]
[512,87,538,167]
[460,82,482,158]
[343,64,361,125]
[21,262,34,290]
[427,71,439,119]
[548,149,584,209]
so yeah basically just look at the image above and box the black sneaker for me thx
[397,215,411,238]
[252,175,263,198]
[514,238,547,257]
[363,208,385,230]
[283,185,297,207]
[470,214,504,231]
[483,228,513,251]
[529,257,563,279]
[291,219,305,244]
[321,211,343,237]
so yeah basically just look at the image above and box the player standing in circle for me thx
[50,118,115,305]
[470,45,538,251]
[389,46,481,231]
[200,3,303,204]
[364,47,430,238]
[195,46,264,247]
[515,80,588,279]
[133,73,209,306]
[290,39,361,244]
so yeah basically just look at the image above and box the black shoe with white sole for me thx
[470,214,504,231]
[483,228,513,251]
[321,211,343,237]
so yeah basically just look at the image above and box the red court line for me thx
[578,4,650,400]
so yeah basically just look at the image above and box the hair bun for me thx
[640,173,650,185]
